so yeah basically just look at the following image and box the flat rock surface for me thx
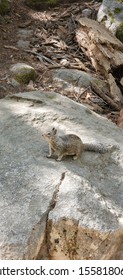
[0,91,123,259]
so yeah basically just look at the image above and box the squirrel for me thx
[42,127,113,161]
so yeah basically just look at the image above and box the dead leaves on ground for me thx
[11,1,123,126]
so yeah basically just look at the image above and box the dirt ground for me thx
[0,0,121,124]
[0,0,50,97]
[0,0,89,96]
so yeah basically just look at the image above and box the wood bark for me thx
[76,17,123,110]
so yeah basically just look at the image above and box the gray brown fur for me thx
[42,127,110,161]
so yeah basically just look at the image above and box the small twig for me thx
[71,13,77,29]
[48,65,89,71]
[4,45,18,51]
[76,86,90,102]
[48,65,63,69]
[91,81,121,111]
[25,49,59,66]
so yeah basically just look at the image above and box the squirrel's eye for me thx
[47,132,50,136]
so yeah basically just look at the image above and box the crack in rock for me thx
[36,172,66,259]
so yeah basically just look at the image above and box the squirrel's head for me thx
[42,127,57,141]
[51,127,57,135]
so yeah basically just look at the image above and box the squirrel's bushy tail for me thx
[84,143,116,154]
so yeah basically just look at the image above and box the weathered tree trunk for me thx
[76,17,123,110]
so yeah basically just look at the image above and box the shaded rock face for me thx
[0,91,123,259]
[97,0,123,41]
[53,69,98,88]
[52,69,109,98]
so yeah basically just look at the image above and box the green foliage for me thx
[114,8,122,14]
[107,10,115,24]
[0,0,9,15]
[116,0,123,4]
[116,22,123,42]
[25,0,59,8]
[47,0,58,4]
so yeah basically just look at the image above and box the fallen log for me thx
[76,17,123,109]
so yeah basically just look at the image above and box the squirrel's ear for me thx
[52,127,57,134]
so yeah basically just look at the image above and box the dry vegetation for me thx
[0,0,123,125]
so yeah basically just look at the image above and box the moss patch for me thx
[10,63,37,84]
[116,0,123,4]
[15,69,36,84]
[114,8,122,14]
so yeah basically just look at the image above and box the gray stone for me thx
[10,63,36,84]
[97,0,123,36]
[82,8,92,18]
[16,28,33,49]
[17,40,30,49]
[0,91,123,259]
[11,78,20,87]
[52,69,108,93]
[17,28,33,38]
[53,69,94,88]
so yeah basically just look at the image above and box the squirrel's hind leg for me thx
[56,155,63,161]
[73,151,81,160]
[73,155,78,160]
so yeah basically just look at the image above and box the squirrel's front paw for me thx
[46,155,52,158]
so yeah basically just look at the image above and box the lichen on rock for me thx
[97,0,123,40]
